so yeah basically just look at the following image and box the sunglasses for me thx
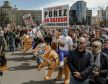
[92,45,99,48]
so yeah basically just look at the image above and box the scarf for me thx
[93,53,101,70]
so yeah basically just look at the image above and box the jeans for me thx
[70,76,89,84]
[9,39,14,51]
[35,57,43,65]
[58,50,69,61]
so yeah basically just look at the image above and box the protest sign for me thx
[23,14,34,27]
[43,5,69,28]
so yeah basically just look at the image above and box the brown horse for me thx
[33,43,70,84]
[33,43,59,80]
[21,34,32,53]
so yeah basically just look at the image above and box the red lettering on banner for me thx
[64,17,67,22]
[44,17,67,22]
[61,18,63,22]
[47,18,49,22]
[44,18,50,22]
[50,18,53,22]
[57,18,60,22]
[51,18,53,22]
[53,18,56,22]
[55,18,57,22]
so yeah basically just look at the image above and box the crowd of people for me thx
[0,25,108,84]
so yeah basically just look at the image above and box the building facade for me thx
[70,0,87,25]
[69,10,77,25]
[91,16,100,25]
[97,10,106,27]
[0,1,42,28]
[98,10,106,20]
[86,10,92,25]
[15,10,42,26]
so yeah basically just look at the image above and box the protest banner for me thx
[43,5,69,28]
[23,14,34,27]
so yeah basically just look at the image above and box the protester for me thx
[68,29,78,50]
[0,30,5,52]
[90,41,108,84]
[102,39,108,55]
[57,28,73,84]
[58,28,73,67]
[15,34,20,50]
[91,30,105,43]
[51,30,60,50]
[45,31,52,46]
[0,24,108,84]
[67,36,93,84]
[7,29,15,51]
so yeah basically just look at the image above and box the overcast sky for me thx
[0,0,108,16]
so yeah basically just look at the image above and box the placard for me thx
[43,5,69,28]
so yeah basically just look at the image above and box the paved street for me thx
[0,0,106,84]
[1,51,63,84]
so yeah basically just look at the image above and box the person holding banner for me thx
[32,27,44,64]
[32,27,44,49]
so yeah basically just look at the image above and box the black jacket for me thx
[99,52,108,76]
[67,48,93,81]
[0,56,7,66]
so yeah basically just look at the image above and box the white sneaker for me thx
[60,61,64,67]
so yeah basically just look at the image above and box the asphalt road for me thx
[0,51,63,84]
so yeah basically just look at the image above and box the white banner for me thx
[43,5,69,28]
[23,14,34,27]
